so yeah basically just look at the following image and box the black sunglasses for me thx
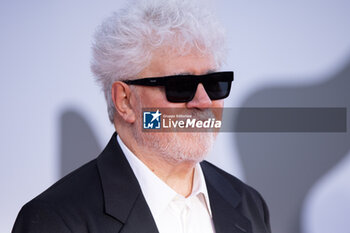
[122,71,234,103]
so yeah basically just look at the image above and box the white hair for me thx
[91,0,227,123]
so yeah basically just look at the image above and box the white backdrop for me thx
[1,1,350,232]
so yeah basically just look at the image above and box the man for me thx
[13,0,271,232]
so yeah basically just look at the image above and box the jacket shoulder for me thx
[13,159,104,233]
[35,159,101,203]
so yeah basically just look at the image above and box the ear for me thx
[111,81,136,123]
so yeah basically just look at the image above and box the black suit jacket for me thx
[13,133,271,233]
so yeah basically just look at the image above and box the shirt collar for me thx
[191,162,213,216]
[117,135,213,217]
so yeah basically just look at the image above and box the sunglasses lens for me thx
[204,80,231,100]
[165,78,197,102]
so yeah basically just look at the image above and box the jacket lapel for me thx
[96,133,159,233]
[201,162,252,233]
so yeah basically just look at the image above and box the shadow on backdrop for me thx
[236,57,350,233]
[60,109,101,177]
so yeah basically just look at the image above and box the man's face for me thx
[131,48,223,164]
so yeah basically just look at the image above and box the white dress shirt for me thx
[117,136,216,233]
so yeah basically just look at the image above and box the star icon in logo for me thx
[150,110,161,122]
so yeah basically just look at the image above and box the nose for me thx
[186,83,212,109]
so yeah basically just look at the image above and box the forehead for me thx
[139,48,216,78]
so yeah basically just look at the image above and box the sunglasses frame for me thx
[122,71,234,102]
